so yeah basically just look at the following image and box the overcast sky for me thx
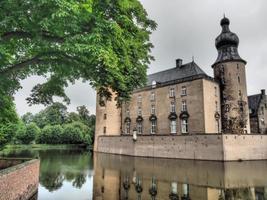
[14,0,267,116]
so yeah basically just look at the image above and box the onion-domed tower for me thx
[212,17,250,134]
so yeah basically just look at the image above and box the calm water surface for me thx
[2,148,267,200]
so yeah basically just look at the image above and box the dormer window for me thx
[169,88,175,98]
[152,80,157,88]
[181,86,187,96]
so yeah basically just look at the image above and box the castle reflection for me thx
[93,153,267,200]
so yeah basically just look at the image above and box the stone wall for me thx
[0,159,40,200]
[96,134,267,161]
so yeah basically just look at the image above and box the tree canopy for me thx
[0,0,156,117]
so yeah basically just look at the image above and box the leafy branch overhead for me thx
[0,0,156,106]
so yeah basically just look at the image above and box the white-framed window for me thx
[125,122,130,134]
[170,101,176,113]
[169,88,175,98]
[137,122,142,134]
[182,100,187,111]
[137,106,142,116]
[171,182,178,194]
[170,120,177,134]
[181,119,188,134]
[151,104,156,115]
[150,92,155,101]
[137,95,142,103]
[181,86,187,96]
[151,121,157,134]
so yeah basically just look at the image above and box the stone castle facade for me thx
[94,17,267,161]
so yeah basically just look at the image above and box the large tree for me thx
[0,0,156,117]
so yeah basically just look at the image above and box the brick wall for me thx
[96,134,267,161]
[0,159,40,200]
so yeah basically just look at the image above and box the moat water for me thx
[1,148,267,200]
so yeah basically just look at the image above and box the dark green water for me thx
[2,148,267,200]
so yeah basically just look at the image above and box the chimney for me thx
[176,59,183,68]
[261,89,266,96]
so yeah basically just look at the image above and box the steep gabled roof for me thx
[147,61,207,85]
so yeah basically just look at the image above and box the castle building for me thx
[94,17,267,161]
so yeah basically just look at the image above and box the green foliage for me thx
[21,112,34,124]
[38,125,63,144]
[0,0,156,115]
[66,112,81,123]
[62,123,84,144]
[16,123,40,144]
[0,122,18,147]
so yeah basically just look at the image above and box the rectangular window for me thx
[170,101,176,113]
[137,122,142,134]
[169,88,175,98]
[137,95,142,103]
[239,90,242,97]
[125,122,130,134]
[137,107,142,116]
[150,92,155,101]
[170,120,177,134]
[181,119,188,134]
[182,100,187,111]
[151,121,157,134]
[104,114,107,120]
[261,107,264,115]
[181,86,187,96]
[151,104,156,115]
[103,126,106,134]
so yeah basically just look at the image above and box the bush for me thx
[16,123,40,144]
[62,124,84,144]
[38,125,63,144]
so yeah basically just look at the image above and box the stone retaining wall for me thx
[0,158,40,200]
[96,134,267,161]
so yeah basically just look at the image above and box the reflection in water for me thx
[93,153,267,200]
[1,148,93,200]
[2,148,267,199]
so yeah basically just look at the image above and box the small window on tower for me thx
[103,127,106,134]
[104,114,107,120]
[238,76,240,83]
[237,64,239,70]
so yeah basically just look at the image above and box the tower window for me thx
[238,76,240,83]
[151,121,157,134]
[239,90,242,97]
[182,100,187,111]
[181,119,188,134]
[170,101,176,113]
[261,107,264,115]
[103,127,106,134]
[104,114,107,120]
[237,64,239,70]
[169,88,175,98]
[215,101,218,112]
[181,86,187,96]
[215,87,218,97]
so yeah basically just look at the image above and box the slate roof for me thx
[147,61,207,86]
[248,94,262,117]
